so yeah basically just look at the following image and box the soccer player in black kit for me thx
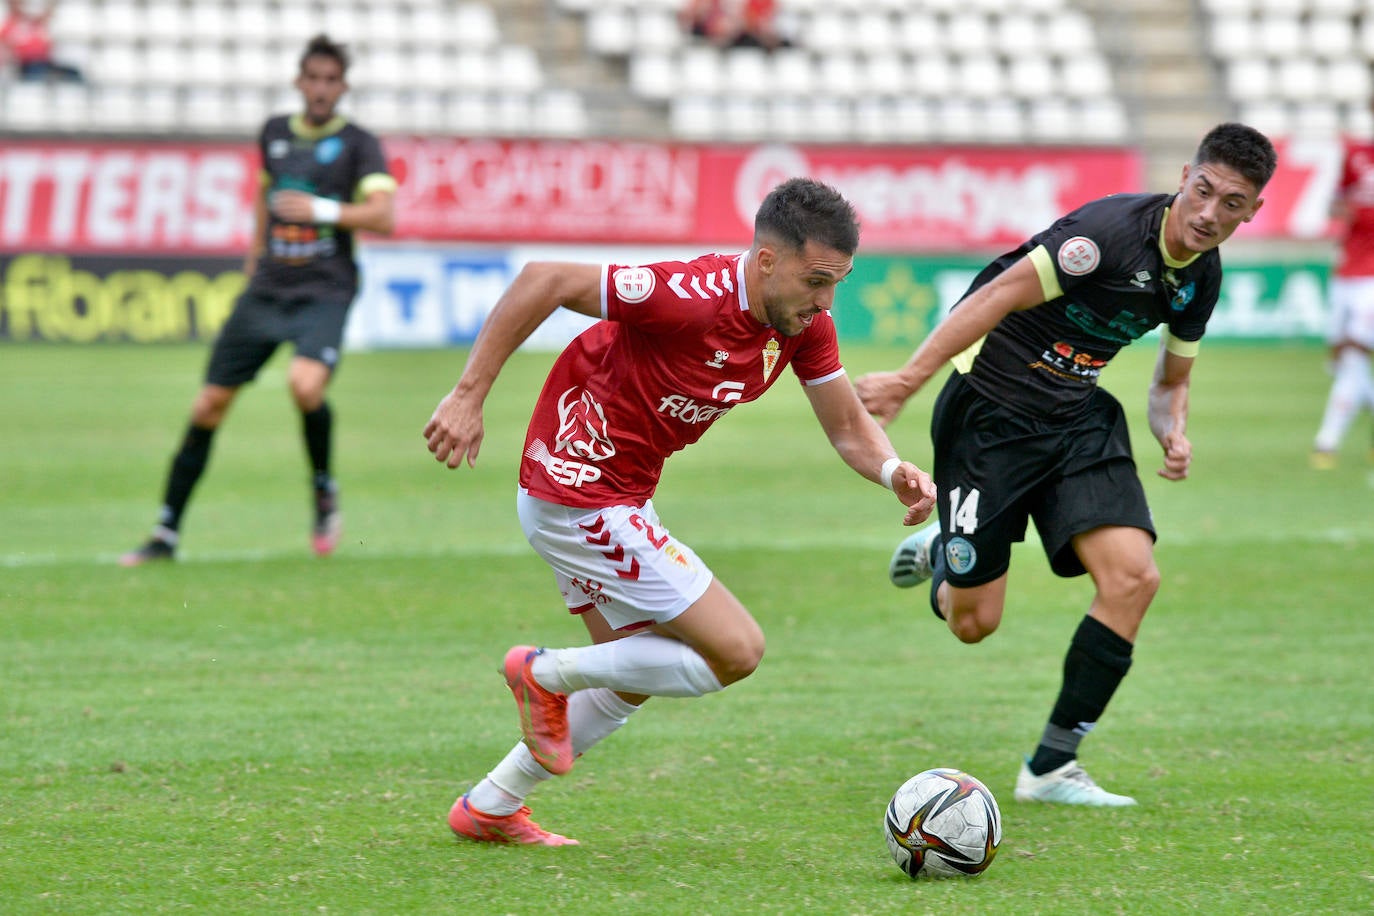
[857,123,1277,806]
[121,34,396,565]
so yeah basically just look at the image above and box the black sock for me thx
[1029,615,1134,776]
[301,402,332,482]
[157,423,216,533]
[928,533,946,620]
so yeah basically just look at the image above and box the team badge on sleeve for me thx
[613,267,656,304]
[1057,237,1101,276]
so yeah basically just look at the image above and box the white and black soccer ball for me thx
[883,767,1002,878]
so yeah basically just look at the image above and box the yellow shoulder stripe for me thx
[1027,244,1063,301]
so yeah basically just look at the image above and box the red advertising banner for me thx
[692,143,1144,251]
[0,140,259,255]
[385,136,1145,251]
[0,136,1342,255]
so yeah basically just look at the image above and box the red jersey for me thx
[519,253,844,509]
[1335,140,1374,278]
[0,14,52,65]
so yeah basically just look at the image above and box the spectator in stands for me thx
[120,35,397,566]
[680,0,790,51]
[0,0,83,82]
[1311,130,1374,468]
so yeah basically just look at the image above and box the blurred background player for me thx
[0,0,83,82]
[120,34,396,566]
[424,177,936,846]
[1311,124,1374,469]
[857,124,1277,807]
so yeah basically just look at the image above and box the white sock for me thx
[466,688,641,815]
[1315,349,1369,452]
[533,633,724,697]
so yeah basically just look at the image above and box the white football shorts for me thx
[1327,276,1374,348]
[516,489,715,632]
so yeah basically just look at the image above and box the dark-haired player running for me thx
[858,123,1278,806]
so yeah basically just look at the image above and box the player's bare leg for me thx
[651,577,765,687]
[940,575,1009,644]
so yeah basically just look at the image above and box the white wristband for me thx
[880,457,902,492]
[310,196,342,224]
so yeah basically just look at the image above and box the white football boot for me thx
[888,523,941,588]
[1014,758,1137,807]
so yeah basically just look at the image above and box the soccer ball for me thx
[883,768,1002,878]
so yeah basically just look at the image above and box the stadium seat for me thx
[980,98,1027,143]
[1006,55,1057,100]
[956,54,1006,101]
[678,46,724,97]
[910,52,955,100]
[1226,58,1274,102]
[533,89,590,136]
[718,46,765,96]
[454,2,502,48]
[1078,98,1129,142]
[895,9,942,54]
[629,51,676,101]
[1060,55,1115,99]
[861,52,908,97]
[585,8,634,57]
[1306,16,1356,59]
[446,92,495,134]
[636,10,684,52]
[1207,15,1256,60]
[1275,57,1324,102]
[816,52,864,99]
[496,46,544,92]
[770,48,818,97]
[1027,97,1077,142]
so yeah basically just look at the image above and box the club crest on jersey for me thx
[706,349,729,368]
[1058,236,1100,276]
[614,267,656,304]
[315,136,343,164]
[761,339,780,383]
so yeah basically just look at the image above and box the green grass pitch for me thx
[2,341,1371,914]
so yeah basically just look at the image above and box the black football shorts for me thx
[929,371,1156,585]
[204,291,350,387]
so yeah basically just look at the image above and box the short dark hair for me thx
[299,33,349,75]
[1194,123,1278,192]
[754,177,860,256]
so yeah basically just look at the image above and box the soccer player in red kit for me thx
[424,178,936,845]
[1312,133,1374,467]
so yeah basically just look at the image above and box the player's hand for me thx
[1157,431,1191,481]
[854,371,915,427]
[269,190,316,223]
[424,389,485,469]
[892,462,937,525]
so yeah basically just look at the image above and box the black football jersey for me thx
[955,192,1222,419]
[248,114,394,305]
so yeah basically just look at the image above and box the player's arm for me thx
[424,262,603,469]
[1148,333,1196,481]
[269,182,396,235]
[803,376,936,525]
[243,177,270,277]
[855,255,1048,426]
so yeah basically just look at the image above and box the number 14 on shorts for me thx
[948,487,980,534]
